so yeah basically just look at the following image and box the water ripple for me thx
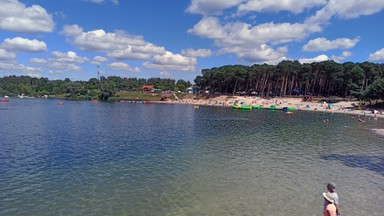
[0,100,384,215]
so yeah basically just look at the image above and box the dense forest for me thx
[194,60,384,101]
[1,60,384,101]
[0,76,191,101]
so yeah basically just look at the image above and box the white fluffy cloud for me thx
[328,0,384,19]
[189,17,319,46]
[62,25,197,71]
[0,0,54,33]
[219,44,287,64]
[0,48,16,60]
[93,56,108,62]
[108,47,151,60]
[186,0,384,64]
[159,71,171,77]
[186,0,327,15]
[108,62,140,72]
[0,61,41,74]
[2,37,47,52]
[307,0,384,25]
[44,51,86,73]
[188,16,321,63]
[299,54,329,64]
[332,51,352,62]
[29,51,88,74]
[181,48,213,58]
[186,0,243,15]
[303,37,360,52]
[61,25,166,60]
[50,51,88,63]
[62,26,146,52]
[237,0,327,14]
[143,51,197,72]
[90,56,109,65]
[48,62,82,71]
[30,58,48,64]
[187,0,384,19]
[369,48,384,62]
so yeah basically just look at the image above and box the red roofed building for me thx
[142,85,154,92]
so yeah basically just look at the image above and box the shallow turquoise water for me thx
[0,99,383,215]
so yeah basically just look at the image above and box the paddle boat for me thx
[0,97,9,102]
[232,104,252,110]
[268,105,278,110]
[251,105,262,109]
[282,107,297,111]
[232,104,298,113]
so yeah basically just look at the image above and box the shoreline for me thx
[160,95,384,119]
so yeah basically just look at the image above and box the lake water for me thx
[0,99,383,215]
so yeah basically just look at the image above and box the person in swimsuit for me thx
[323,191,336,216]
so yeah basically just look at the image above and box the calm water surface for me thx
[0,99,383,215]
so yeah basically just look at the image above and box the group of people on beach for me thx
[323,182,340,216]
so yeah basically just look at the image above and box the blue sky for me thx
[1,0,384,82]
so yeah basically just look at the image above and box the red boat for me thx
[0,99,9,102]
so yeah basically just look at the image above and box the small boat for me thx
[252,105,262,109]
[282,107,297,111]
[232,105,252,110]
[58,101,64,105]
[0,98,9,102]
[90,100,98,103]
[268,105,278,110]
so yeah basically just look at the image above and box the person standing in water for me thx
[323,191,336,216]
[325,182,340,215]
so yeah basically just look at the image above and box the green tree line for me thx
[0,76,191,100]
[194,60,384,101]
[1,60,384,101]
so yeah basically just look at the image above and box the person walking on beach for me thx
[323,192,336,216]
[325,182,340,215]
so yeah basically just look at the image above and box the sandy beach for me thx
[166,95,384,119]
